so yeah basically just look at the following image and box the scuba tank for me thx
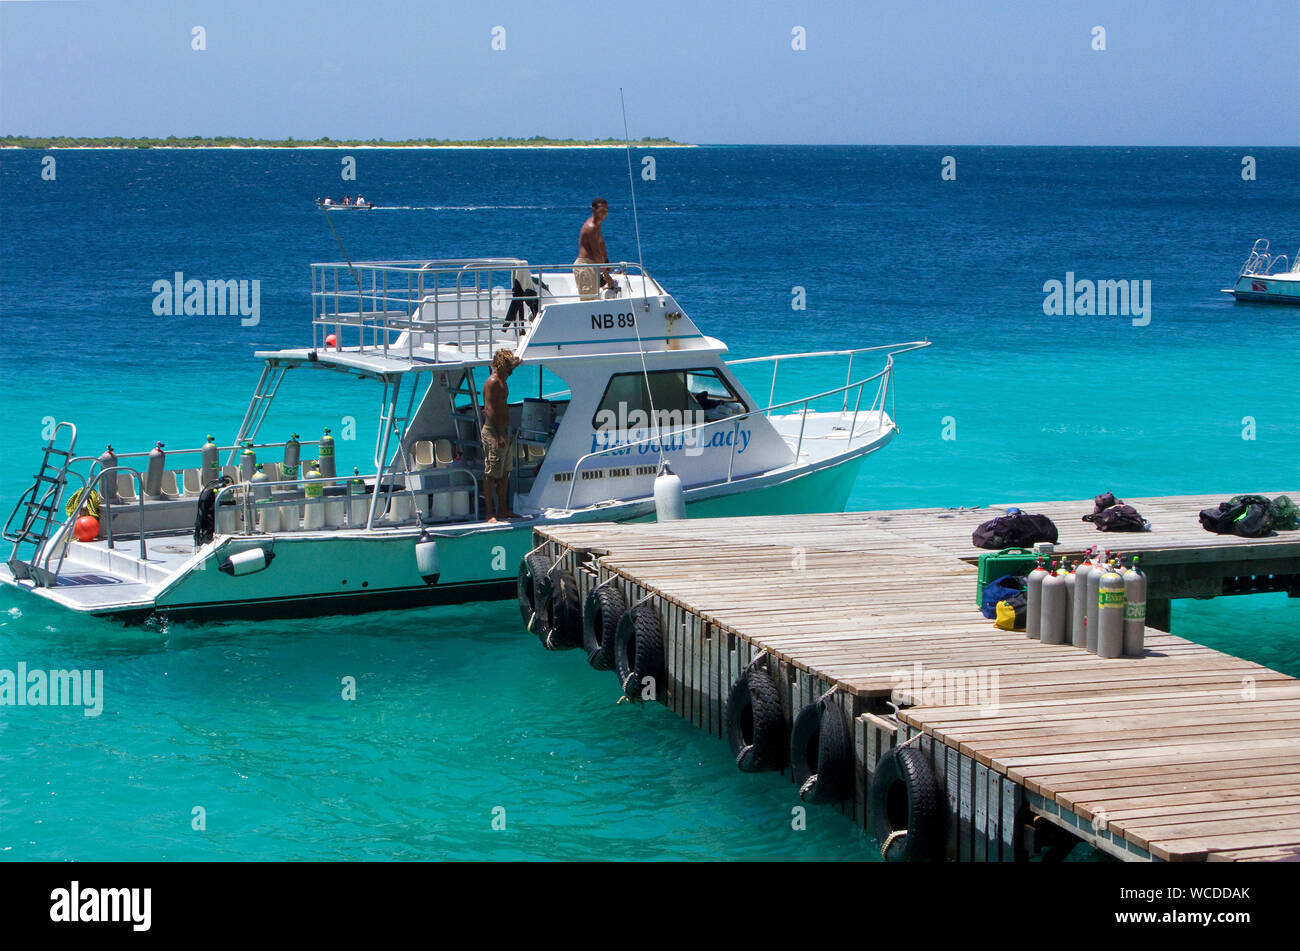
[1086,550,1108,653]
[348,467,366,526]
[201,434,220,486]
[145,441,166,499]
[318,428,336,479]
[1072,556,1093,649]
[97,444,119,501]
[282,433,301,484]
[1123,556,1147,656]
[239,440,257,482]
[1062,562,1076,646]
[1040,560,1067,645]
[303,460,325,530]
[1026,555,1050,639]
[1096,563,1127,658]
[250,463,270,501]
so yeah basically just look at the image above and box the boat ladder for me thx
[2,422,78,586]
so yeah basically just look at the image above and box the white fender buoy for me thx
[219,547,275,576]
[415,531,440,584]
[653,461,685,522]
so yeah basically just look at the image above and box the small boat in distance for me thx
[1223,239,1300,304]
[316,197,374,210]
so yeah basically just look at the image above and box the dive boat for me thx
[1,258,928,622]
[1223,239,1300,304]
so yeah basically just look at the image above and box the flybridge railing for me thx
[310,259,660,361]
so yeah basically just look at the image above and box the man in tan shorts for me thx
[574,197,614,300]
[481,349,521,521]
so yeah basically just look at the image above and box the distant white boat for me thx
[1224,239,1300,304]
[316,199,374,211]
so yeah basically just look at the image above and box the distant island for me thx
[1,135,687,149]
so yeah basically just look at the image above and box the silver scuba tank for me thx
[97,444,119,501]
[1062,563,1076,646]
[282,432,301,483]
[1097,564,1126,658]
[250,463,270,501]
[145,441,166,499]
[1123,556,1147,656]
[348,467,366,526]
[239,441,257,482]
[1040,561,1067,645]
[318,428,336,479]
[1026,556,1050,639]
[303,460,325,530]
[1072,560,1092,648]
[201,434,220,486]
[1086,551,1108,653]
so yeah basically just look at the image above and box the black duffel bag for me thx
[1083,503,1150,532]
[1199,497,1273,538]
[972,510,1058,550]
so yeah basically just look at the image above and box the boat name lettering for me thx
[590,427,751,456]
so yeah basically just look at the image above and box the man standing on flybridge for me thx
[573,197,616,300]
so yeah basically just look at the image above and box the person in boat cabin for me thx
[482,349,523,521]
[573,197,615,300]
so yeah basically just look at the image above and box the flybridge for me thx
[304,258,709,369]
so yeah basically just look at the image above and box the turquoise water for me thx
[1,146,1298,861]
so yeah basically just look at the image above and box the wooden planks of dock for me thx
[532,492,1300,862]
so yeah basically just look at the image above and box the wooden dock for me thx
[529,492,1300,862]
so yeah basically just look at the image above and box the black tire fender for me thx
[517,552,552,633]
[868,744,945,861]
[583,583,625,671]
[725,666,788,772]
[614,603,666,702]
[790,698,853,803]
[536,569,582,650]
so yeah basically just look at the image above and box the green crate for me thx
[975,547,1042,607]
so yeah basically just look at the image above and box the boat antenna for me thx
[317,203,367,328]
[620,88,648,291]
[619,89,663,462]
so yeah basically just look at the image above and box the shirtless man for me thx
[573,197,615,300]
[481,349,522,521]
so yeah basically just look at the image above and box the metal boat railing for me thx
[562,340,931,509]
[54,465,148,575]
[310,258,661,361]
[727,340,931,416]
[1239,239,1297,277]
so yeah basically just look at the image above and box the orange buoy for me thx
[74,516,99,541]
[325,333,337,347]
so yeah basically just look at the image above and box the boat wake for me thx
[371,204,557,211]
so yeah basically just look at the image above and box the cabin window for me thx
[592,369,747,431]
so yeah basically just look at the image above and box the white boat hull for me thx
[1,430,881,623]
[1226,273,1300,304]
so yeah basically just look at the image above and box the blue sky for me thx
[1,0,1296,145]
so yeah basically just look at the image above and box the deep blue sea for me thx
[1,146,1297,860]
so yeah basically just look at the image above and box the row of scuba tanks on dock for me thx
[1023,548,1146,658]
